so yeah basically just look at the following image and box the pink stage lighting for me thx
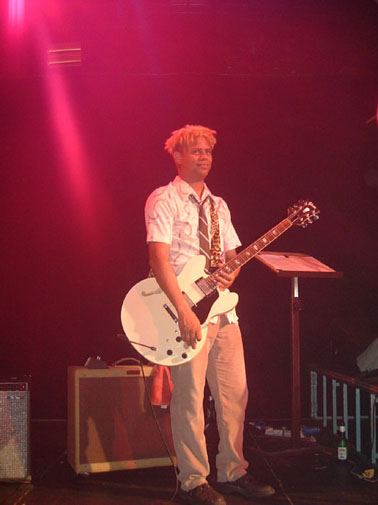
[8,0,25,32]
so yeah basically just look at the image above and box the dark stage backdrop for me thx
[1,0,377,420]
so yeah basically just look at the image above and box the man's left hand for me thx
[213,263,237,290]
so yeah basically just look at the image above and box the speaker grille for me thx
[0,382,30,481]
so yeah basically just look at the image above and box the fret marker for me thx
[262,238,267,243]
[273,230,278,235]
[253,245,259,250]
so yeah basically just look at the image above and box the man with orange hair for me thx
[145,125,275,504]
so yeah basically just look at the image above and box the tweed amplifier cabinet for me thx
[0,379,31,481]
[67,365,175,474]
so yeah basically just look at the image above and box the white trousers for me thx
[170,315,249,491]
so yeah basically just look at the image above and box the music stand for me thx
[255,251,343,449]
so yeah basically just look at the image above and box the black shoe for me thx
[179,483,227,505]
[217,473,275,498]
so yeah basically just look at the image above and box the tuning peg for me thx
[314,215,320,220]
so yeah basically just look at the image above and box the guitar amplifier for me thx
[67,365,175,474]
[0,379,31,481]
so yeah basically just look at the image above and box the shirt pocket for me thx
[172,220,194,240]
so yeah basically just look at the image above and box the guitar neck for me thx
[207,216,293,284]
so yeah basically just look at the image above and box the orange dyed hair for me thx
[164,124,216,155]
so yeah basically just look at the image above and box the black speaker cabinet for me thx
[67,365,176,474]
[0,379,31,481]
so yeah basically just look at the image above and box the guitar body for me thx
[121,255,239,366]
[121,201,319,366]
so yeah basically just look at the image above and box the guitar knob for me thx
[167,349,173,356]
[176,336,182,342]
[181,353,188,359]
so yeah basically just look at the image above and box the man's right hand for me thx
[177,304,202,349]
[148,243,204,349]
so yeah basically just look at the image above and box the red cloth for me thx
[150,365,173,405]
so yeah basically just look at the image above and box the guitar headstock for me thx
[288,200,320,228]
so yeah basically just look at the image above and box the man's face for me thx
[175,137,213,184]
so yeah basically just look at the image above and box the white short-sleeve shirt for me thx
[145,176,242,323]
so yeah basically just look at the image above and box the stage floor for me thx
[0,419,377,505]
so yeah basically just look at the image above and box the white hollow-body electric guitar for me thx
[121,200,319,366]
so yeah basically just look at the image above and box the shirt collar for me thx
[172,175,212,204]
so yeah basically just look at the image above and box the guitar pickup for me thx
[195,277,214,297]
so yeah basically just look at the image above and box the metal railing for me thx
[310,367,378,464]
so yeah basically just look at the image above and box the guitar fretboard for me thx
[206,217,293,287]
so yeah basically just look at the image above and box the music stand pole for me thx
[291,275,302,447]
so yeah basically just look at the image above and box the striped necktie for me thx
[198,197,211,271]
